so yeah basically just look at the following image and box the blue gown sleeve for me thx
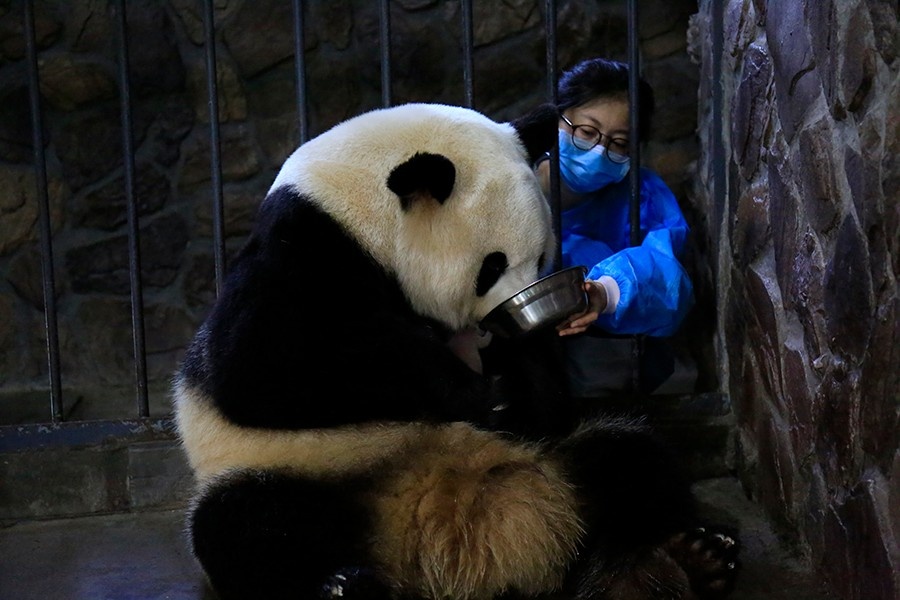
[571,170,694,337]
[561,232,615,270]
[589,228,693,336]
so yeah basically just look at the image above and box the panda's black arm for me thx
[180,192,503,431]
[479,329,580,439]
[327,312,505,424]
[186,299,502,431]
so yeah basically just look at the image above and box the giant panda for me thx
[173,102,740,600]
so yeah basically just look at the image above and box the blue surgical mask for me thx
[557,129,631,194]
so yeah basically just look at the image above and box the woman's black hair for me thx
[556,58,655,142]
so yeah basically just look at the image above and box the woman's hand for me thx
[556,280,608,336]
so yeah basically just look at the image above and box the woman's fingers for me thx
[557,310,600,336]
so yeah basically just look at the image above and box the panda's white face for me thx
[270,103,556,331]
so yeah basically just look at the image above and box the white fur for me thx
[269,103,556,330]
[176,376,584,600]
[173,376,425,482]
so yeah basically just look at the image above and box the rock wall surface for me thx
[692,1,899,598]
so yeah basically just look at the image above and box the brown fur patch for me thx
[370,423,583,599]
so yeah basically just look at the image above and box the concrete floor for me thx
[0,508,210,600]
[0,477,835,600]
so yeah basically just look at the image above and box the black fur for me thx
[556,417,698,549]
[552,418,739,600]
[191,469,384,600]
[479,328,575,438]
[475,251,509,297]
[510,103,559,164]
[386,152,456,210]
[182,186,531,430]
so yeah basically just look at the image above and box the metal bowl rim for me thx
[487,265,587,312]
[481,265,587,323]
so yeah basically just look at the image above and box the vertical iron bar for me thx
[460,0,474,108]
[627,0,641,247]
[627,0,643,395]
[544,0,558,106]
[113,0,149,417]
[379,0,392,107]
[545,0,561,270]
[292,0,309,144]
[24,0,63,422]
[202,0,226,294]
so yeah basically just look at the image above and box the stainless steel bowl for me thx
[480,266,588,338]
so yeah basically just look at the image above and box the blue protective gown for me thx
[560,167,693,337]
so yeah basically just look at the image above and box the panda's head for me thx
[270,103,559,331]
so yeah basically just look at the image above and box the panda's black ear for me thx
[387,152,456,212]
[510,103,559,165]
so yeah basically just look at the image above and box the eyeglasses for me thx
[560,113,630,164]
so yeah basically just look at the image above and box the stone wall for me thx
[0,0,703,422]
[691,1,899,598]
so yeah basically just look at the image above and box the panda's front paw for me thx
[482,374,508,420]
[319,566,388,600]
[664,527,741,599]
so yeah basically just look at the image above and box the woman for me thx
[536,57,695,397]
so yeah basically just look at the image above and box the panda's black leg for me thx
[554,417,741,599]
[565,528,741,600]
[189,468,392,600]
[554,417,698,548]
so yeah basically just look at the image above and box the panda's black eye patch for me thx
[476,252,508,297]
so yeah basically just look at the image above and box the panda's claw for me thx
[319,567,387,600]
[664,526,741,599]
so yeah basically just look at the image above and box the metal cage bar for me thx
[113,0,150,417]
[24,0,63,423]
[626,0,644,394]
[379,0,392,108]
[460,0,475,108]
[293,0,310,144]
[627,0,642,247]
[544,0,561,271]
[203,0,227,295]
